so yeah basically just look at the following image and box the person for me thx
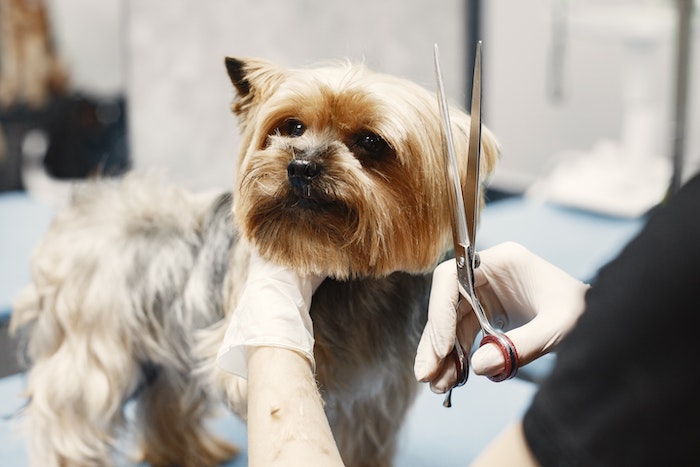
[217,171,700,466]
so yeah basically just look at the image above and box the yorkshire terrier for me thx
[10,56,499,466]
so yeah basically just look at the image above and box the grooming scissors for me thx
[434,42,519,408]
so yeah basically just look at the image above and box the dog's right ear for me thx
[224,57,286,118]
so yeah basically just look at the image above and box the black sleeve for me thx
[523,173,700,467]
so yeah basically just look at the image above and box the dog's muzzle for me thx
[287,159,320,198]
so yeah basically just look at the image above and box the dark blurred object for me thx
[0,94,130,191]
[43,94,130,179]
[0,0,129,191]
[465,0,481,109]
[0,106,44,191]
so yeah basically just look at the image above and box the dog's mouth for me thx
[284,188,337,212]
[287,195,324,210]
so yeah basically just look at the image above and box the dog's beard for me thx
[235,138,418,279]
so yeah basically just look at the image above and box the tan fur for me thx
[10,57,499,467]
[230,57,498,279]
[0,0,67,108]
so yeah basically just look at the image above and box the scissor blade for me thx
[466,41,483,267]
[434,44,469,252]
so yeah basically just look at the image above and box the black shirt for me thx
[523,173,700,466]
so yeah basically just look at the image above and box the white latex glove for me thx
[414,242,590,392]
[216,251,324,379]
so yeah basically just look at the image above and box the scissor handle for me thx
[479,332,519,382]
[442,338,469,408]
[443,330,518,407]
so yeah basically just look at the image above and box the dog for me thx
[10,56,499,467]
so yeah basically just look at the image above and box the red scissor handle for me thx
[480,333,519,382]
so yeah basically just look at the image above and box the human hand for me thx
[414,242,589,392]
[216,250,325,378]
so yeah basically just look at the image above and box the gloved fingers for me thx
[247,249,326,295]
[428,259,461,318]
[470,314,569,377]
[414,312,466,383]
[473,243,535,319]
[216,250,326,379]
[470,340,503,377]
[425,326,478,394]
[477,242,588,323]
[414,324,446,382]
[455,299,481,354]
[428,354,459,394]
[309,274,326,291]
[217,283,318,378]
[471,326,542,377]
[457,242,590,379]
[414,260,460,382]
[416,300,481,389]
[472,282,514,330]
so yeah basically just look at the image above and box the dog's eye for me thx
[354,131,390,156]
[275,119,306,137]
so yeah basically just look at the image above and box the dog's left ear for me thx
[225,57,252,97]
[224,57,287,118]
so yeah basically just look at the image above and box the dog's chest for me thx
[310,274,430,394]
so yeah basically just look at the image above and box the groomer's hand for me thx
[414,242,589,392]
[216,250,324,378]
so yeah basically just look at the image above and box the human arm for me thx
[216,251,344,466]
[469,422,539,467]
[247,346,344,467]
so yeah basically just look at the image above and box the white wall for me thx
[484,0,700,191]
[46,0,700,193]
[125,0,466,191]
[46,0,125,98]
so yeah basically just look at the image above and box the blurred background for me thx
[0,0,698,464]
[2,0,698,199]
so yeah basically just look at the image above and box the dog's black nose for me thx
[287,159,320,181]
[287,160,321,198]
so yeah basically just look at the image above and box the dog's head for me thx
[226,57,499,280]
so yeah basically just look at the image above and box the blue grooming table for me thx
[479,197,646,283]
[0,192,54,321]
[0,192,646,465]
[0,371,536,467]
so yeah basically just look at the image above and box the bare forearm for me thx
[247,347,345,467]
[470,422,539,467]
